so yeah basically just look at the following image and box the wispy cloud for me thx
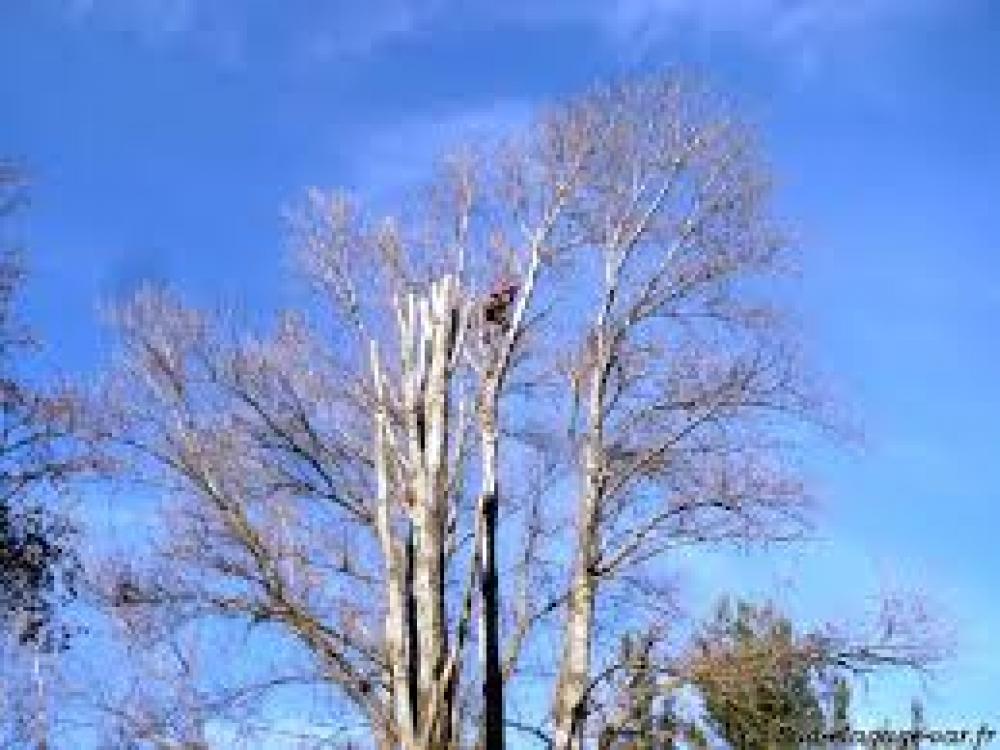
[51,0,245,65]
[489,0,944,78]
[302,0,946,78]
[299,0,446,62]
[50,0,945,76]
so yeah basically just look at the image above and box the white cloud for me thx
[47,0,954,103]
[543,0,942,75]
[578,0,928,40]
[448,0,946,84]
[52,0,945,77]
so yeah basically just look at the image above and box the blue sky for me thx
[2,0,999,737]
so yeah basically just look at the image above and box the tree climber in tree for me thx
[482,278,519,331]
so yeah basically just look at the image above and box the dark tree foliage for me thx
[0,161,85,652]
[691,598,834,750]
[0,502,80,651]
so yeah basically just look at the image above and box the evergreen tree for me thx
[600,601,862,749]
[829,675,852,749]
[689,598,831,750]
[598,634,709,750]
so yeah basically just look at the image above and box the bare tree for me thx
[0,161,103,750]
[543,78,814,749]
[90,75,944,750]
[81,559,331,750]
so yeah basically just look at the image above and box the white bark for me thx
[372,276,463,748]
[96,75,858,750]
[371,342,415,749]
[554,367,604,750]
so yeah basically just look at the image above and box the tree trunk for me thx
[371,343,416,749]
[554,364,605,750]
[554,474,599,749]
[479,389,503,750]
[374,277,461,748]
[411,283,453,746]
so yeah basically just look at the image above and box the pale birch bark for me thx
[86,75,947,750]
[553,261,614,750]
[552,78,809,746]
[371,276,466,748]
[371,342,414,749]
